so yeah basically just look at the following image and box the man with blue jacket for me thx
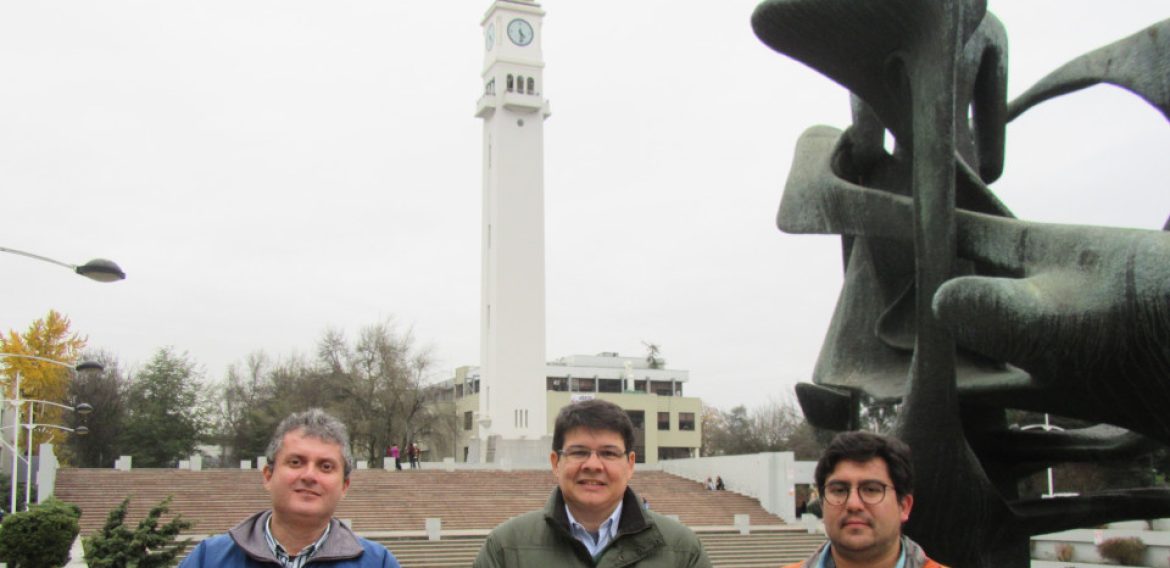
[181,409,399,567]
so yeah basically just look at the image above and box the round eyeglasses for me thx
[823,481,893,505]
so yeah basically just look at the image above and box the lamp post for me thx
[0,354,100,513]
[0,246,126,282]
[1020,414,1066,498]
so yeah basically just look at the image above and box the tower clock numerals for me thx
[507,18,533,46]
[486,23,495,50]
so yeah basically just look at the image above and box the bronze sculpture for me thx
[751,1,1170,565]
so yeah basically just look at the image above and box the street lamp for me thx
[0,354,100,513]
[1019,414,1066,498]
[0,246,126,282]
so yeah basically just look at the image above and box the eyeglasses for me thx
[823,481,893,506]
[558,446,628,463]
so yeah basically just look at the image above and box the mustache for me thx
[839,515,873,528]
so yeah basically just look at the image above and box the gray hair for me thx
[265,408,355,479]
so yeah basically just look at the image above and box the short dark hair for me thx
[814,431,913,498]
[552,399,636,454]
[265,408,355,480]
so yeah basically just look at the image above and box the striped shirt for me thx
[263,512,332,568]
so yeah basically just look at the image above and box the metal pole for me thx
[25,403,34,509]
[10,372,21,514]
[1044,414,1055,497]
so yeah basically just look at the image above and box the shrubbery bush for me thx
[0,498,82,568]
[84,495,193,568]
[1097,536,1146,566]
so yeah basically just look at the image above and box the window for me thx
[658,447,691,461]
[547,377,569,392]
[679,412,695,431]
[651,381,674,396]
[526,77,535,94]
[626,410,645,430]
[598,379,621,393]
[464,411,473,431]
[506,74,514,92]
[657,412,670,431]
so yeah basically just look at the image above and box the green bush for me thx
[0,498,82,568]
[83,496,193,568]
[1097,536,1146,566]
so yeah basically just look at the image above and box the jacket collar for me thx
[545,486,651,536]
[807,535,935,568]
[545,487,664,565]
[228,510,365,563]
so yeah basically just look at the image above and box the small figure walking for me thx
[391,443,402,470]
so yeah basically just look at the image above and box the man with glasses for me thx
[786,431,946,568]
[474,399,711,567]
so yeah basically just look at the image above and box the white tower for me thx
[474,0,551,462]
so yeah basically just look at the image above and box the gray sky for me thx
[1,1,1166,411]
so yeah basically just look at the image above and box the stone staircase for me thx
[54,468,785,535]
[54,467,824,567]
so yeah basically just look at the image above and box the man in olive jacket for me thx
[473,399,711,567]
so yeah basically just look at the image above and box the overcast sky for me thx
[1,1,1166,411]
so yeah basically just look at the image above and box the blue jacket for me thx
[180,511,400,568]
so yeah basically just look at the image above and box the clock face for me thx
[507,18,533,46]
[486,23,495,51]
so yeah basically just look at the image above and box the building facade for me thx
[440,353,702,465]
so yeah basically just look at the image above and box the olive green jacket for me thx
[473,487,712,568]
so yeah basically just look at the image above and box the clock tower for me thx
[473,0,551,462]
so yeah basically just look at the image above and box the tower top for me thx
[481,0,544,25]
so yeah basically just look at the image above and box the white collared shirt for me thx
[566,501,624,559]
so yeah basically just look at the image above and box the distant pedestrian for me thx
[715,476,725,491]
[642,496,650,511]
[409,443,421,469]
[705,477,715,491]
[391,444,402,471]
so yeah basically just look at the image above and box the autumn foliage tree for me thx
[0,310,87,457]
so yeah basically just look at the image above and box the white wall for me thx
[658,452,815,523]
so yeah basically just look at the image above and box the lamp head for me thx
[75,402,94,416]
[74,361,104,373]
[75,425,90,436]
[75,259,126,283]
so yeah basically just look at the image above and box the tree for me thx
[325,321,437,465]
[642,341,664,369]
[0,498,82,568]
[83,496,192,568]
[0,310,87,455]
[119,348,209,467]
[62,351,127,468]
[701,394,825,459]
[211,319,439,467]
[217,351,282,465]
